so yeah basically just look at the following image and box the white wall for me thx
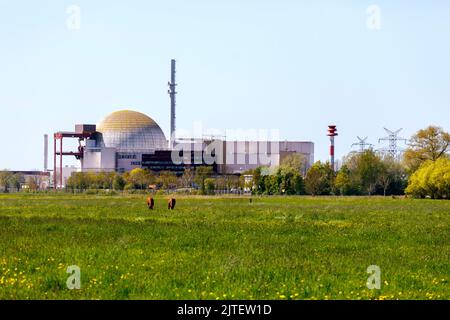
[82,147,116,172]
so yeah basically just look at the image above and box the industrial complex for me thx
[49,60,314,188]
[3,60,414,191]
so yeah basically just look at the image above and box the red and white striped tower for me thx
[327,125,338,171]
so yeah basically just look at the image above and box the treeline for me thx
[0,172,42,192]
[250,125,449,198]
[2,126,449,198]
[249,154,306,195]
[66,166,245,195]
[66,155,306,195]
[248,150,406,196]
[64,125,450,198]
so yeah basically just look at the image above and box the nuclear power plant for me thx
[51,60,315,188]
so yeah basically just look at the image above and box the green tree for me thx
[195,166,214,195]
[406,158,450,199]
[279,153,306,195]
[0,170,13,192]
[305,161,334,196]
[124,183,135,191]
[278,167,304,195]
[431,159,450,199]
[128,168,152,189]
[112,174,126,191]
[403,126,450,173]
[87,172,100,189]
[26,176,40,191]
[67,172,89,191]
[251,168,263,193]
[97,172,115,189]
[334,165,353,196]
[158,171,178,190]
[215,176,230,191]
[204,178,216,195]
[180,168,194,188]
[378,155,406,196]
[262,172,280,195]
[280,153,306,175]
[292,173,305,195]
[9,173,24,192]
[348,150,384,195]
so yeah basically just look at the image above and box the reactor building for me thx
[52,61,314,188]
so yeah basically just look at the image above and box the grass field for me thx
[0,193,449,300]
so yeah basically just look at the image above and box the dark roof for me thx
[10,171,51,176]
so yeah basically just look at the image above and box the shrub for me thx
[84,189,99,195]
[204,178,216,195]
[405,158,450,199]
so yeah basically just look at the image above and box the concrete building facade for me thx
[55,109,314,179]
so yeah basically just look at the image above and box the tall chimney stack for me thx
[327,125,338,171]
[44,134,48,172]
[168,59,177,149]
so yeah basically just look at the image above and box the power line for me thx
[351,136,374,153]
[378,128,408,158]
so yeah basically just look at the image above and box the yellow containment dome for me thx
[97,110,167,152]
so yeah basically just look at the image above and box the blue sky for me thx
[0,0,449,170]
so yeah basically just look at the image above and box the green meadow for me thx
[0,193,448,300]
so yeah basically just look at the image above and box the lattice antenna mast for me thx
[378,128,407,158]
[351,136,373,153]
